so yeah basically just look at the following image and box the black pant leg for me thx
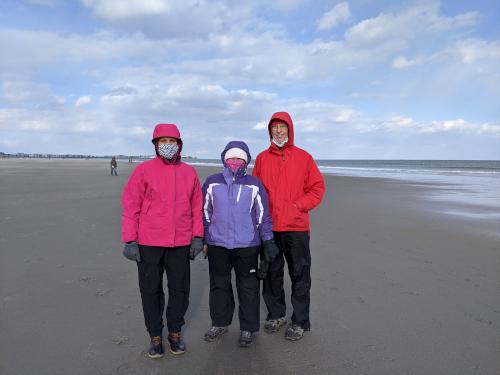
[283,232,311,329]
[233,246,260,332]
[164,245,190,333]
[262,231,287,320]
[208,245,235,327]
[137,245,166,337]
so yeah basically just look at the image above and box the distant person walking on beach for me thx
[121,123,204,359]
[110,156,118,176]
[201,141,278,347]
[253,111,325,341]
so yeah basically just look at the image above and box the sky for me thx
[1,0,499,159]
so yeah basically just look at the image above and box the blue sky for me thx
[1,0,499,159]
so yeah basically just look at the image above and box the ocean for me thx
[185,159,500,221]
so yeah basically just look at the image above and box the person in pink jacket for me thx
[122,123,204,359]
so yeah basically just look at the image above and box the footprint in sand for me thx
[95,288,112,296]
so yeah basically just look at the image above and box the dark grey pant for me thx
[262,231,311,329]
[137,245,190,337]
[208,245,260,332]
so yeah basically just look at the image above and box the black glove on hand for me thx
[257,249,270,280]
[262,239,279,262]
[189,237,204,260]
[123,242,141,262]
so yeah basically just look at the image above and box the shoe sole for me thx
[239,340,253,348]
[148,353,164,359]
[169,346,186,355]
[285,334,304,341]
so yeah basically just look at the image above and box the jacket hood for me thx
[268,111,294,147]
[221,141,251,165]
[152,123,183,157]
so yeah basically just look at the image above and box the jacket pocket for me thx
[284,201,307,229]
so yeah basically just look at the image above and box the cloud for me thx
[252,121,267,130]
[442,39,500,64]
[429,11,480,31]
[82,0,170,21]
[371,116,500,135]
[344,2,479,48]
[1,81,66,109]
[392,55,421,69]
[75,96,92,107]
[81,0,256,38]
[317,2,350,31]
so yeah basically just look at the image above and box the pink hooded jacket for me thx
[122,124,203,247]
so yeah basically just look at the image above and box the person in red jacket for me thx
[122,123,204,359]
[253,111,325,341]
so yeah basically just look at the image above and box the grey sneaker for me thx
[238,330,254,347]
[204,326,228,342]
[264,317,287,333]
[285,323,306,341]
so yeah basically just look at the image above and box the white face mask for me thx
[272,137,288,148]
[158,143,179,159]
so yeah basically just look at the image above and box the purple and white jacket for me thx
[202,141,273,249]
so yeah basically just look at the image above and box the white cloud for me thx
[317,2,350,31]
[1,81,66,108]
[81,0,256,38]
[444,39,500,64]
[370,116,500,135]
[75,96,92,107]
[82,0,171,21]
[392,55,421,69]
[479,123,500,135]
[429,11,480,31]
[252,121,267,130]
[344,3,480,48]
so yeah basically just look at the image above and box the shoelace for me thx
[169,332,181,341]
[208,327,223,334]
[151,336,162,345]
[290,325,304,333]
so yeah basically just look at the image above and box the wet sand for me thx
[0,159,498,375]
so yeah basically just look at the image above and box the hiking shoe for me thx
[285,323,306,341]
[238,331,254,347]
[204,326,228,342]
[264,317,287,333]
[167,332,186,355]
[147,336,164,359]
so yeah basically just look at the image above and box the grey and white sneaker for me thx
[285,323,307,341]
[238,331,254,347]
[204,326,228,342]
[264,317,287,333]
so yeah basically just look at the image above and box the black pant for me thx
[137,245,190,337]
[262,231,311,329]
[208,245,260,332]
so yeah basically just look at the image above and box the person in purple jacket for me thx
[201,141,279,347]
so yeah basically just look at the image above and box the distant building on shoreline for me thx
[0,152,198,160]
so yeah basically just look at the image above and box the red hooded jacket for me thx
[122,124,203,247]
[253,112,325,232]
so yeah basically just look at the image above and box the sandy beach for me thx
[0,159,498,375]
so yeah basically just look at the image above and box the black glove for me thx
[257,249,270,280]
[123,242,141,262]
[189,237,204,260]
[262,239,279,262]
